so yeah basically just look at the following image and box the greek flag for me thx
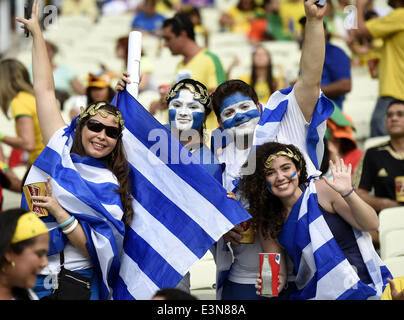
[278,179,391,300]
[23,89,251,300]
[254,86,334,170]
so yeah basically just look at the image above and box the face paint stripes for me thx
[222,109,260,129]
[290,171,297,179]
[220,93,253,113]
[267,181,273,194]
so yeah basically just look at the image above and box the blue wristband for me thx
[58,216,75,229]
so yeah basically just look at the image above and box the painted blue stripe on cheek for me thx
[222,109,260,129]
[169,109,176,125]
[191,112,205,130]
[267,181,273,194]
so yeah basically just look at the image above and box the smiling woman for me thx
[239,141,391,300]
[0,209,49,300]
[15,0,134,300]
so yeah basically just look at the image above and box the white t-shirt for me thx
[217,89,324,284]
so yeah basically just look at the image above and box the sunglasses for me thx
[86,119,121,139]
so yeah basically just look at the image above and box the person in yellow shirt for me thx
[162,13,227,131]
[279,0,306,39]
[354,0,404,137]
[381,277,404,300]
[219,0,263,34]
[0,59,45,167]
[239,45,284,105]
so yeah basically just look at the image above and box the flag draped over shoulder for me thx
[278,179,391,300]
[22,89,251,300]
[253,86,334,170]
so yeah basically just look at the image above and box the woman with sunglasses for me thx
[16,1,133,300]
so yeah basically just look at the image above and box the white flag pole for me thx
[127,31,142,99]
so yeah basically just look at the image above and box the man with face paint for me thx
[211,0,331,300]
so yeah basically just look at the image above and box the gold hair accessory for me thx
[166,82,209,105]
[11,212,48,244]
[264,148,301,169]
[77,102,124,127]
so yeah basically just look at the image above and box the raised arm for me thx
[16,0,66,145]
[294,0,327,122]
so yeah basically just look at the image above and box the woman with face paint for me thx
[239,142,391,300]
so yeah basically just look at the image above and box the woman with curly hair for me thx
[239,142,391,300]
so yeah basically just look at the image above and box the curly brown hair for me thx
[239,142,308,240]
[71,102,134,225]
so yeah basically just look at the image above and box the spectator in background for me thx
[184,7,209,48]
[279,0,305,39]
[61,0,99,20]
[131,0,166,36]
[162,13,226,130]
[239,45,284,105]
[353,0,404,137]
[355,100,404,248]
[325,106,363,176]
[114,36,157,93]
[0,209,49,300]
[299,17,351,110]
[219,0,262,34]
[248,0,293,43]
[68,72,116,120]
[0,59,45,168]
[28,41,86,110]
[148,83,170,123]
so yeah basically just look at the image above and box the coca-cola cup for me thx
[259,253,280,297]
[23,182,48,217]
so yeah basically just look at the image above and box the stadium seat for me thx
[189,251,216,291]
[379,207,404,260]
[363,135,390,150]
[381,229,404,260]
[383,256,404,278]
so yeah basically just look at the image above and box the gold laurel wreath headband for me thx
[76,101,125,127]
[166,82,210,105]
[264,148,301,169]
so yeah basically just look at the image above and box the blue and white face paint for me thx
[168,90,205,131]
[219,93,260,137]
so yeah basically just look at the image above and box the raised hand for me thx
[323,158,353,196]
[115,71,131,91]
[304,0,328,20]
[15,0,41,36]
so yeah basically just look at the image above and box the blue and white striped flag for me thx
[23,89,251,300]
[253,86,334,171]
[278,179,391,300]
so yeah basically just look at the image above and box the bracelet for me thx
[58,216,75,229]
[342,188,355,198]
[0,133,4,142]
[62,219,78,235]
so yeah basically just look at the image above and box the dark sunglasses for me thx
[86,119,121,139]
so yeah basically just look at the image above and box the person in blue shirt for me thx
[299,16,351,110]
[131,0,166,36]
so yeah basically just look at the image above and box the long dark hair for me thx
[250,45,275,95]
[71,102,134,224]
[239,142,307,239]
